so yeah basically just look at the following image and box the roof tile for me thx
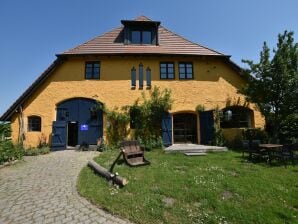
[61,17,224,56]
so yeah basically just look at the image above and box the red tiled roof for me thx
[60,16,225,57]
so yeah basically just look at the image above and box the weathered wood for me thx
[120,140,150,166]
[88,160,128,186]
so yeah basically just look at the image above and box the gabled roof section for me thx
[59,15,225,57]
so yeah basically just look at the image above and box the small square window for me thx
[179,63,193,79]
[160,62,175,79]
[28,116,41,132]
[85,62,100,80]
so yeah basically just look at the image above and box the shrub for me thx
[97,104,130,146]
[243,128,269,143]
[132,86,173,149]
[211,107,226,146]
[137,136,164,151]
[279,113,298,143]
[0,122,11,141]
[24,146,50,156]
[0,141,24,165]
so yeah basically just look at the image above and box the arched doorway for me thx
[173,113,198,143]
[51,98,103,150]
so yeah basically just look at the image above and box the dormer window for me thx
[121,18,160,45]
[131,30,152,44]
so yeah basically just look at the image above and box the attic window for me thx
[131,30,152,44]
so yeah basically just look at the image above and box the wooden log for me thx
[88,160,128,186]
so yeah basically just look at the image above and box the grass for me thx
[77,149,298,224]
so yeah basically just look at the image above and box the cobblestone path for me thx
[0,150,131,224]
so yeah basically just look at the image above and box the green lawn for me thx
[77,149,298,224]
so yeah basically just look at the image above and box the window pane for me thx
[160,63,167,68]
[168,67,174,73]
[94,64,100,68]
[168,63,174,68]
[161,68,167,73]
[86,72,93,79]
[186,64,192,68]
[93,73,100,79]
[131,31,141,44]
[161,73,167,79]
[86,64,93,68]
[179,73,186,79]
[28,116,41,132]
[168,73,174,79]
[94,67,100,74]
[186,73,193,79]
[179,64,185,69]
[86,67,92,73]
[186,67,192,74]
[179,67,185,73]
[142,31,152,44]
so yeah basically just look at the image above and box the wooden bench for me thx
[120,140,150,166]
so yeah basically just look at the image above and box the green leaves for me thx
[241,30,298,141]
[132,86,173,149]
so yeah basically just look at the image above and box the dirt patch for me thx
[221,190,233,200]
[163,197,176,207]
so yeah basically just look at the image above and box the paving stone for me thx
[0,150,132,224]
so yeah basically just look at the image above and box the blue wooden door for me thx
[55,98,103,147]
[199,111,214,145]
[51,121,67,150]
[162,112,172,146]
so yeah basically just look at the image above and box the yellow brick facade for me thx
[10,55,264,148]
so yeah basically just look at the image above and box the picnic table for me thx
[259,144,283,163]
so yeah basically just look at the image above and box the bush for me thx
[243,128,269,143]
[224,135,243,150]
[0,122,11,141]
[132,86,173,149]
[24,146,50,156]
[0,141,24,165]
[97,104,130,146]
[137,136,164,151]
[97,139,117,152]
[279,113,298,143]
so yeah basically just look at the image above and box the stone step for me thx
[164,144,228,154]
[184,152,207,156]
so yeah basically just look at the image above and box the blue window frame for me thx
[85,62,100,79]
[179,62,193,79]
[160,62,175,79]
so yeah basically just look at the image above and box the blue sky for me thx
[0,0,297,116]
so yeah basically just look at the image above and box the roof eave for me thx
[121,20,161,26]
[57,52,229,57]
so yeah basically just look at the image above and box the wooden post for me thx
[88,160,128,186]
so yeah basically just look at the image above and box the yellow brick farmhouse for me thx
[1,16,264,149]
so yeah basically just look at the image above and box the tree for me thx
[241,31,298,141]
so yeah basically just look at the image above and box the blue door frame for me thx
[51,98,103,150]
